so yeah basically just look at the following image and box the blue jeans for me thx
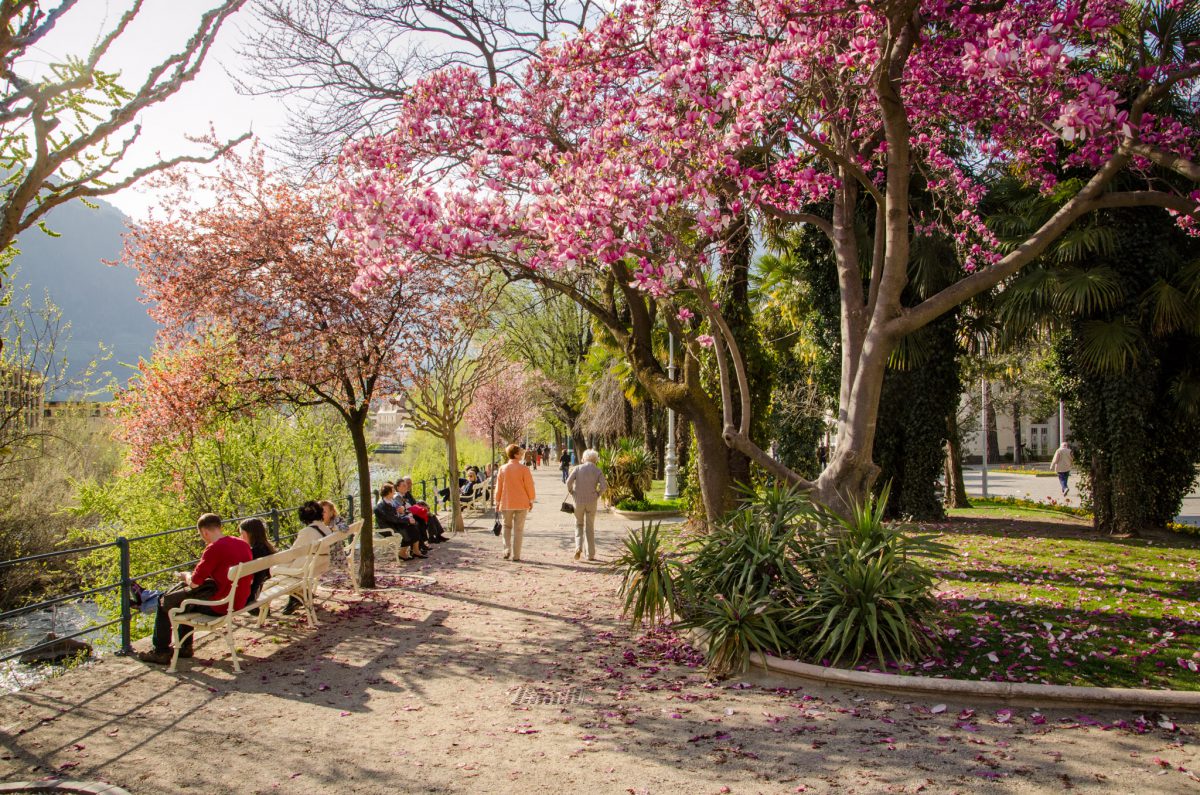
[1057,471,1070,493]
[561,467,569,483]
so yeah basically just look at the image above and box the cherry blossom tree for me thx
[120,147,438,587]
[396,280,505,532]
[340,0,1199,516]
[466,360,541,466]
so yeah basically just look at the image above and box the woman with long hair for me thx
[238,518,276,604]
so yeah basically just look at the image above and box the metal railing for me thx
[0,494,357,664]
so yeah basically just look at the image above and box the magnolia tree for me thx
[396,281,505,532]
[339,0,1199,517]
[466,361,541,466]
[120,147,439,587]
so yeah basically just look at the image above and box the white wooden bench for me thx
[166,525,356,673]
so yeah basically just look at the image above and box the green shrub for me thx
[792,486,949,665]
[600,437,656,503]
[690,591,792,677]
[611,483,948,676]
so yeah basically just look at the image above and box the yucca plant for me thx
[674,484,819,675]
[690,591,791,678]
[792,485,949,666]
[611,522,677,628]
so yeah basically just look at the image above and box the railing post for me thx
[346,494,355,522]
[116,537,134,655]
[270,508,280,545]
[420,480,427,502]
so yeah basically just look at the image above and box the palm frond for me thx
[1141,278,1197,336]
[1076,318,1144,374]
[1053,267,1125,315]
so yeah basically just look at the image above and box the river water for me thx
[0,601,110,692]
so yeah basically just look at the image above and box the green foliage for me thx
[792,487,948,665]
[611,523,676,629]
[71,406,355,640]
[598,437,655,503]
[390,429,491,485]
[689,591,793,677]
[612,485,945,676]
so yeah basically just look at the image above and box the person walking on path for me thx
[1050,441,1074,496]
[566,449,608,561]
[559,448,572,483]
[495,443,536,561]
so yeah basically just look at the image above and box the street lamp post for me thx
[980,377,990,498]
[663,332,679,499]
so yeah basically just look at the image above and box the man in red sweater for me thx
[138,513,253,665]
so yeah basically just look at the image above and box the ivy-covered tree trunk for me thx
[1056,210,1200,535]
[873,314,962,520]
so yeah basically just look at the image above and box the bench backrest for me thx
[214,546,308,612]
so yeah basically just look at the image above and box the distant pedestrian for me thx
[559,448,572,483]
[566,449,608,562]
[1050,441,1073,495]
[817,444,828,469]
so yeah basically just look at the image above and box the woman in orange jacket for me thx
[494,443,536,561]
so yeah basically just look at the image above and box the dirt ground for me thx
[0,467,1197,794]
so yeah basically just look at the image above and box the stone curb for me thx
[749,652,1200,711]
[610,509,684,521]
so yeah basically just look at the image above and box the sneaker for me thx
[137,648,173,665]
[177,646,194,659]
[281,597,303,615]
[574,550,581,560]
[503,552,510,560]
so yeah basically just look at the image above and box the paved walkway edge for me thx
[749,652,1200,710]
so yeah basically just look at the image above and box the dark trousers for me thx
[1057,471,1070,493]
[561,467,569,483]
[152,581,218,651]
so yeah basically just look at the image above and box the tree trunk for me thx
[1011,399,1023,465]
[622,396,634,437]
[692,400,739,520]
[446,428,464,532]
[944,410,971,508]
[349,410,376,589]
[642,401,656,473]
[984,382,1000,464]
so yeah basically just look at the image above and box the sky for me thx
[26,0,290,219]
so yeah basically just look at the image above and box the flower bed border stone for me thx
[750,651,1200,711]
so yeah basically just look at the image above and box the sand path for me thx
[0,467,1197,793]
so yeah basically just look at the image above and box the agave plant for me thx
[674,484,819,675]
[690,591,791,678]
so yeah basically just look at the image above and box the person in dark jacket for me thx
[399,476,448,542]
[374,484,422,560]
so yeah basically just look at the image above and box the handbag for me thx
[492,507,502,536]
[560,501,575,514]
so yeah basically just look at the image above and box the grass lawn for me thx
[911,506,1200,690]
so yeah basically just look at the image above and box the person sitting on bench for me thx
[374,484,423,560]
[137,513,252,665]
